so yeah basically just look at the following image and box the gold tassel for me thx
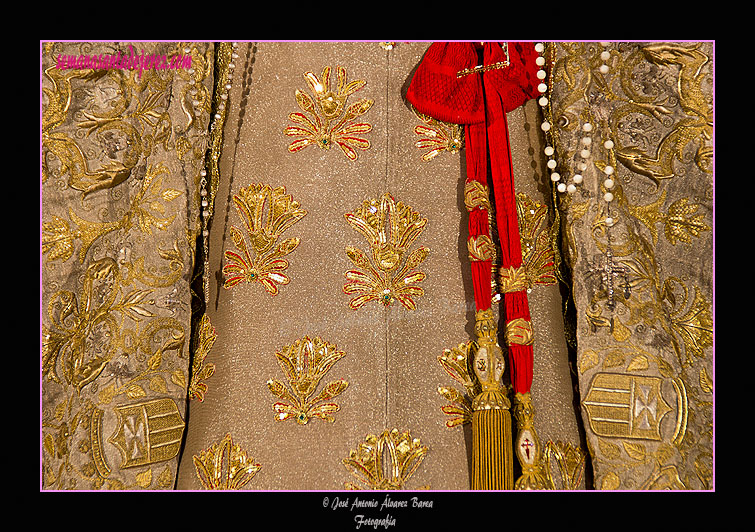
[470,309,514,490]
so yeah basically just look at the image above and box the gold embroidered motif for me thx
[467,235,495,262]
[223,183,307,294]
[284,66,374,160]
[437,342,479,428]
[342,429,430,490]
[188,314,217,402]
[42,163,183,264]
[43,257,134,391]
[412,108,463,161]
[543,440,586,490]
[107,398,185,469]
[498,265,528,293]
[614,43,713,186]
[343,193,429,310]
[464,180,490,212]
[504,318,534,346]
[193,433,261,490]
[516,193,557,289]
[267,336,349,424]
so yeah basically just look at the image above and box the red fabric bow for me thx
[407,42,540,395]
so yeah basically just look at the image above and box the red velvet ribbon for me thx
[407,42,539,394]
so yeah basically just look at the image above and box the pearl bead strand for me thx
[200,41,239,302]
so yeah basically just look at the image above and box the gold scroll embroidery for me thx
[343,193,429,310]
[223,183,307,294]
[193,433,262,490]
[267,336,349,424]
[342,429,430,490]
[284,66,374,160]
[412,108,463,161]
[437,342,479,428]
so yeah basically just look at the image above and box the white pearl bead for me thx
[538,82,548,93]
[201,199,208,207]
[599,64,609,74]
[550,172,561,182]
[573,174,583,184]
[604,165,614,175]
[604,192,614,202]
[604,178,614,189]
[581,136,592,146]
[580,148,591,159]
[215,113,221,120]
[200,169,207,176]
[567,184,576,193]
[203,229,209,237]
[538,96,549,107]
[544,146,555,156]
[535,43,545,53]
[557,183,567,192]
[541,121,551,132]
[599,41,610,47]
[578,162,588,171]
[537,69,547,80]
[536,56,545,66]
[582,123,593,132]
[604,139,614,149]
[605,217,614,226]
[600,51,611,61]
[547,159,557,169]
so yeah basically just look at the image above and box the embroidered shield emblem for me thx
[108,398,185,468]
[583,373,673,441]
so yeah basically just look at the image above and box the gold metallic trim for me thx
[457,44,510,77]
[505,318,534,346]
[467,235,495,262]
[498,265,528,293]
[464,180,491,212]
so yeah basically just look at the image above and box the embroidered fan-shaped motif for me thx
[193,433,261,490]
[284,66,373,160]
[266,336,349,425]
[342,429,430,490]
[222,183,307,295]
[343,193,429,310]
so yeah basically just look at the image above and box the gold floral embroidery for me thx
[543,440,586,490]
[515,192,557,290]
[343,193,429,310]
[266,336,349,424]
[284,66,374,160]
[43,257,147,392]
[188,314,217,402]
[412,108,463,161]
[193,433,262,490]
[437,342,478,428]
[222,183,307,294]
[342,429,430,490]
[42,163,183,264]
